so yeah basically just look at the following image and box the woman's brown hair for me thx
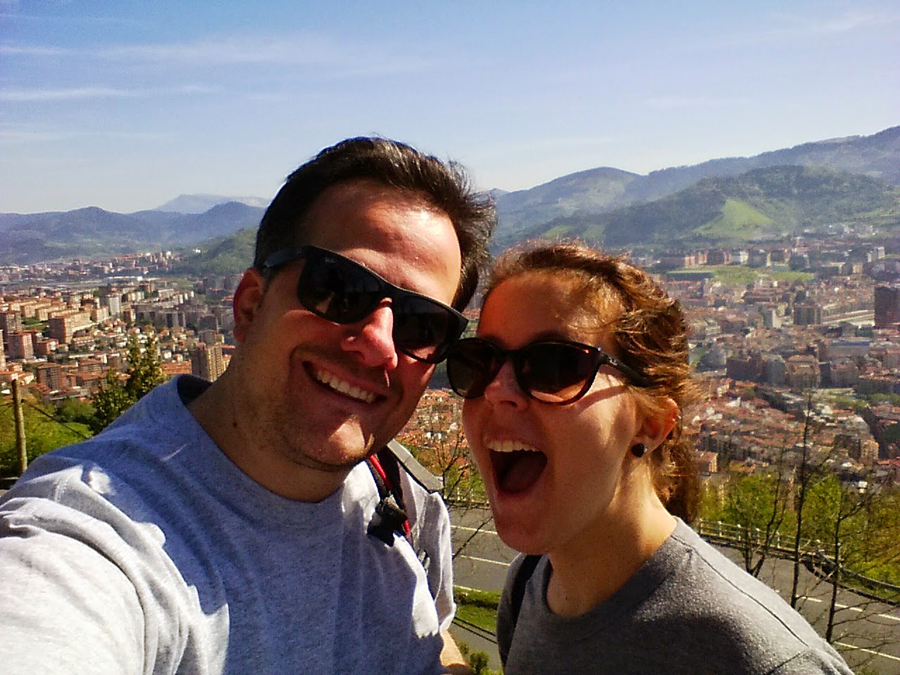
[484,241,702,522]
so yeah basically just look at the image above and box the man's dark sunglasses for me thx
[262,245,467,363]
[446,337,650,404]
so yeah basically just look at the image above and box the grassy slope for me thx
[694,198,774,241]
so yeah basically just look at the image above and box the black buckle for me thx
[367,495,408,546]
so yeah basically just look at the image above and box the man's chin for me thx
[290,448,366,474]
[292,433,378,473]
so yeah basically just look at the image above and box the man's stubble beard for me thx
[268,398,377,474]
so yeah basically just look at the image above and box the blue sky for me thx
[1,0,898,214]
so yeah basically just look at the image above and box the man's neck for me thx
[188,370,349,502]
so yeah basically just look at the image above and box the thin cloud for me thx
[0,84,217,102]
[0,86,142,101]
[2,33,439,76]
[767,9,900,38]
[715,9,900,49]
[0,129,68,144]
[0,126,170,145]
[101,35,346,66]
[0,9,138,24]
[675,8,900,55]
[0,44,68,56]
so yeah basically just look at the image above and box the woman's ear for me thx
[232,268,266,344]
[635,396,679,452]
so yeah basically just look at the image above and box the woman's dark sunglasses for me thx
[446,337,650,404]
[262,245,467,363]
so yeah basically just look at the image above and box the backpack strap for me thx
[510,554,542,630]
[366,440,441,546]
[366,452,411,546]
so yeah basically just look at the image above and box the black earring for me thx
[630,443,647,458]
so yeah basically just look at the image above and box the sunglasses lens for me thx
[520,343,597,403]
[297,247,462,363]
[298,252,382,323]
[392,295,460,363]
[447,340,498,398]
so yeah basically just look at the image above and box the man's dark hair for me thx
[254,137,496,311]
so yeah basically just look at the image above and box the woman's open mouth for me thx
[488,441,547,494]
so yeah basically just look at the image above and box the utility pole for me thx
[11,377,27,475]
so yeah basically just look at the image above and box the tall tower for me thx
[190,343,226,381]
[874,284,900,329]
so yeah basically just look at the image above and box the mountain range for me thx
[492,125,900,249]
[0,202,265,266]
[2,125,898,268]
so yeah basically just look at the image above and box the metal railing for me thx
[695,518,821,556]
[695,518,900,602]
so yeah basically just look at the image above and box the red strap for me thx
[369,454,389,484]
[368,455,411,538]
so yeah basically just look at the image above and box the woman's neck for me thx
[545,495,676,617]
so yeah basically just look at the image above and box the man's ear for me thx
[233,268,266,344]
[636,396,679,451]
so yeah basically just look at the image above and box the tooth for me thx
[314,368,375,403]
[489,440,539,453]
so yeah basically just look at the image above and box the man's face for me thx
[229,180,462,499]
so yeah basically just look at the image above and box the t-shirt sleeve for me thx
[431,497,457,632]
[0,519,145,674]
[766,649,856,675]
[401,472,458,632]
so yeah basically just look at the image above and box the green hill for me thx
[172,227,256,276]
[522,165,900,248]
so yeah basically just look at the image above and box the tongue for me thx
[498,451,547,494]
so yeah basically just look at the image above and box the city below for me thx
[1,234,899,492]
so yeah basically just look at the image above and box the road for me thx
[449,505,900,674]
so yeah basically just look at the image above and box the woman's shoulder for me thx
[646,520,851,673]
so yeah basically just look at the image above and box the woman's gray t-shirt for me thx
[497,520,853,675]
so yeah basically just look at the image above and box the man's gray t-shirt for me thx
[0,376,447,674]
[497,520,853,675]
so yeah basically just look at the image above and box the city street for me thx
[450,506,900,674]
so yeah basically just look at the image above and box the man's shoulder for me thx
[1,377,211,518]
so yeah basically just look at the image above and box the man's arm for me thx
[440,629,472,675]
[0,526,145,674]
[391,447,469,672]
[397,462,458,630]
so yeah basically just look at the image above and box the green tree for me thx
[804,476,865,643]
[858,487,900,587]
[722,470,793,577]
[54,398,96,426]
[455,640,501,675]
[398,394,494,560]
[789,393,831,608]
[89,334,165,433]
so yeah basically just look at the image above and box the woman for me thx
[446,242,853,674]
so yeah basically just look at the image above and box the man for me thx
[0,137,495,674]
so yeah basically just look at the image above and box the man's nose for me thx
[341,301,399,370]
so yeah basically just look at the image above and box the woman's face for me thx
[462,273,647,555]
